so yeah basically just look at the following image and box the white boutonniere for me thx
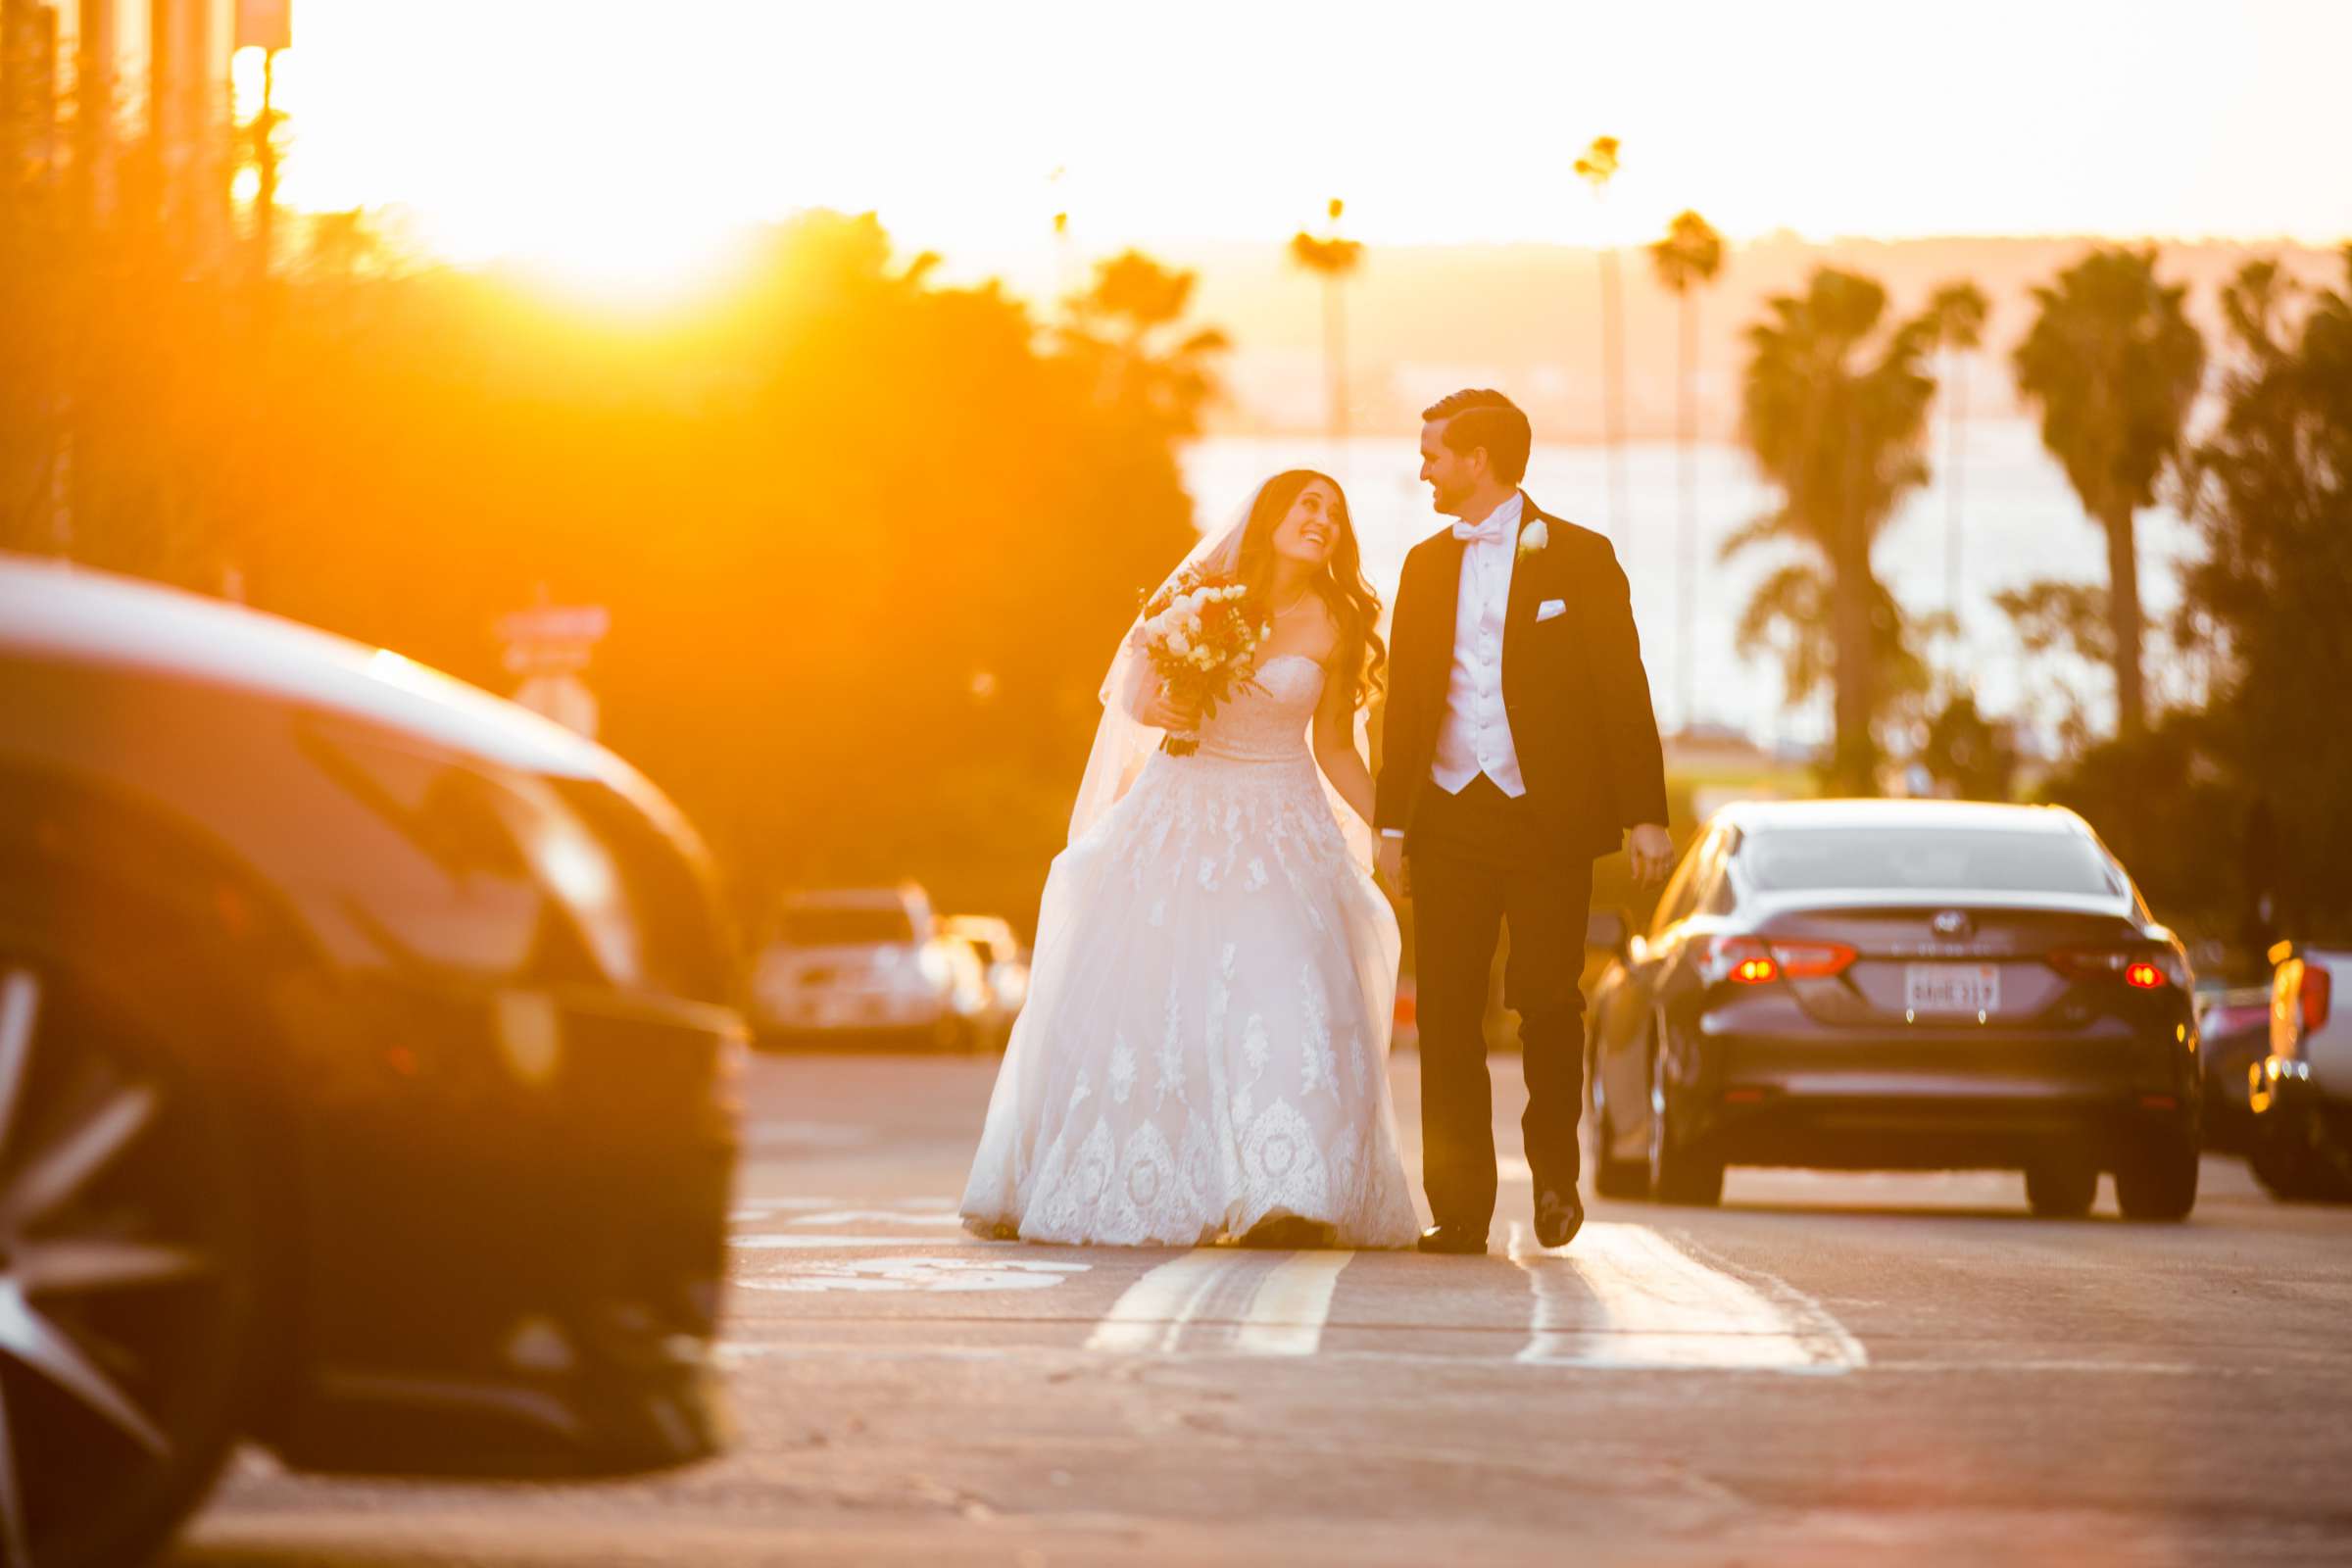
[1517,519,1549,559]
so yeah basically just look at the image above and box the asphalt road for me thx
[177,1053,2352,1567]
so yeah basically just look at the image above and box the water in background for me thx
[1183,419,2196,749]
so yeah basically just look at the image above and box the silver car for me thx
[749,885,987,1050]
[943,913,1031,1052]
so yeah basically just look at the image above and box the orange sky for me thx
[255,0,2352,295]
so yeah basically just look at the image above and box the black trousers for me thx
[1408,774,1593,1234]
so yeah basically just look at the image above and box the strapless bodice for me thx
[1193,654,1324,763]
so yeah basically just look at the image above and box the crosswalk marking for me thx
[1082,1248,1356,1356]
[1232,1250,1353,1356]
[731,1195,1869,1374]
[1085,1250,1232,1353]
[1508,1221,1866,1374]
[732,1234,955,1250]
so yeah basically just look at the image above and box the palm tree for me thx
[1575,136,1627,546]
[1730,267,1942,792]
[1061,250,1230,441]
[1648,209,1725,730]
[1926,281,1988,622]
[1288,199,1364,456]
[2012,247,2205,737]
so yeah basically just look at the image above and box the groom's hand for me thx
[1376,836,1408,899]
[1628,823,1674,888]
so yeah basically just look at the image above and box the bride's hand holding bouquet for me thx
[1135,566,1268,756]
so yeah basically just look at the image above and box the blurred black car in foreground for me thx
[1587,801,2201,1220]
[0,557,745,1565]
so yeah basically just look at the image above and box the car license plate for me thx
[1905,962,2000,1015]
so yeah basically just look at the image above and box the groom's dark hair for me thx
[1423,388,1532,486]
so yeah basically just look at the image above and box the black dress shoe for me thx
[1534,1188,1585,1250]
[1417,1223,1489,1255]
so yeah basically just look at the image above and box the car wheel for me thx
[1588,1054,1648,1200]
[2113,1132,2200,1222]
[1646,1031,1722,1207]
[0,926,268,1568]
[2248,1102,2352,1201]
[2024,1155,2099,1217]
[2247,1106,2313,1198]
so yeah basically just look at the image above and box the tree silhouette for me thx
[1288,198,1363,453]
[1061,248,1230,440]
[1730,267,1942,792]
[1926,280,1988,622]
[1648,209,1724,729]
[1576,136,1627,545]
[2,192,1224,921]
[2168,248,2352,931]
[2012,247,2204,737]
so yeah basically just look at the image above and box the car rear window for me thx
[1740,827,2125,898]
[779,906,914,946]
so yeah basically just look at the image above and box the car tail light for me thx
[2051,947,2183,989]
[2277,957,2333,1052]
[1697,935,1778,985]
[1772,941,1858,979]
[1696,936,1855,986]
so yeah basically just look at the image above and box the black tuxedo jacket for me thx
[1374,494,1669,861]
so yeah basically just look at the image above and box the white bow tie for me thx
[1452,514,1512,546]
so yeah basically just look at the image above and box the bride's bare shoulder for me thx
[1286,595,1346,670]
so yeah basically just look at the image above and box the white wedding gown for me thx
[961,655,1421,1248]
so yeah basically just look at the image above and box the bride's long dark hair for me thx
[1235,469,1388,711]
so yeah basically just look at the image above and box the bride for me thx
[960,470,1421,1249]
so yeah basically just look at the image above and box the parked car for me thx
[2247,941,2352,1200]
[942,913,1030,1051]
[0,556,744,1566]
[1585,800,2202,1220]
[2193,981,2276,1152]
[749,884,989,1050]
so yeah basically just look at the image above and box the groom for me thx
[1375,388,1673,1255]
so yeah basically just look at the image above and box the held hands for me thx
[1375,835,1409,900]
[1627,822,1674,888]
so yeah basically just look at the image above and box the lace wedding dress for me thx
[960,654,1421,1248]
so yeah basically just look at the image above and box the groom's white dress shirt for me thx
[1432,491,1528,799]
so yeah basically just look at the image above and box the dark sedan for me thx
[0,557,744,1565]
[1586,800,2201,1220]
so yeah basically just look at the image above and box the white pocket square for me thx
[1536,598,1567,622]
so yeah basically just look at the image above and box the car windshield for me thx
[779,906,914,946]
[1740,826,2125,898]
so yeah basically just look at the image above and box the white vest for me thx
[1431,492,1528,798]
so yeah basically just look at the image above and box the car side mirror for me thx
[1586,907,1632,962]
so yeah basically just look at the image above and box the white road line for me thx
[1086,1249,1357,1356]
[1508,1222,1866,1375]
[1232,1251,1354,1356]
[731,1234,966,1250]
[712,1346,2220,1376]
[737,1257,1090,1294]
[1085,1250,1235,1353]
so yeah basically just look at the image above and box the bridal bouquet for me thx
[1138,567,1267,756]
